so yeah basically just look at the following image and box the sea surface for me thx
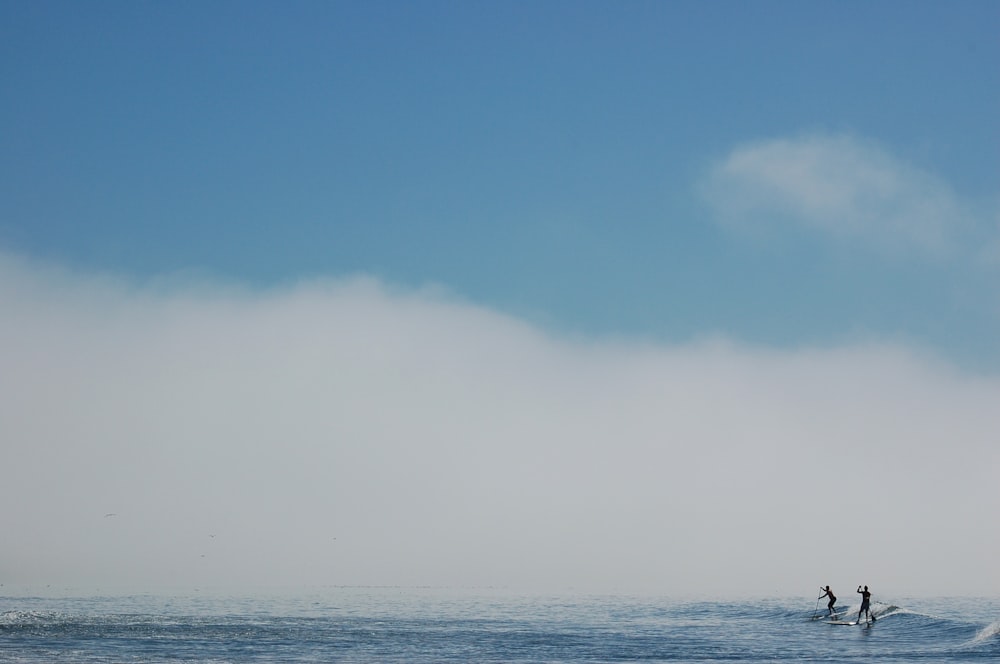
[1,589,998,662]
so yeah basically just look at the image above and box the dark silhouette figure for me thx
[856,585,875,623]
[819,585,837,615]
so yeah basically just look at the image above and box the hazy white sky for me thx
[2,253,997,597]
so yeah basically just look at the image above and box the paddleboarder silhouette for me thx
[819,585,837,615]
[856,585,875,623]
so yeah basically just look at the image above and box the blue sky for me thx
[3,1,998,366]
[2,2,999,597]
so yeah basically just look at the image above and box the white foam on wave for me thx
[872,603,907,619]
[0,609,57,625]
[969,620,1000,646]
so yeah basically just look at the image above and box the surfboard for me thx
[813,612,843,621]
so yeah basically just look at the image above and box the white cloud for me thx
[701,134,985,259]
[1,253,998,597]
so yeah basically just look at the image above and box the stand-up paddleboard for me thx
[813,612,844,621]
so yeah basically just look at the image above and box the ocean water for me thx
[1,589,997,662]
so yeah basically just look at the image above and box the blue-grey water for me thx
[2,590,998,662]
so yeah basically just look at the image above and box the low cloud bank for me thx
[1,254,997,597]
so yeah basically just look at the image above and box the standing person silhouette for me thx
[819,586,837,615]
[856,585,875,623]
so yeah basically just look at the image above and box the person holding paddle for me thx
[819,585,837,615]
[857,585,875,623]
